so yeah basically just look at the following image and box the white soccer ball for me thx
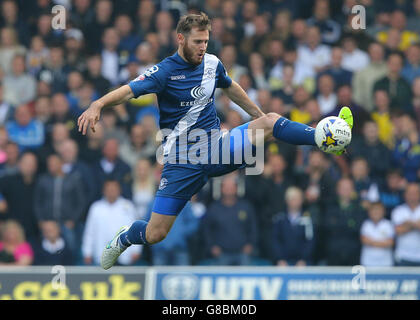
[314,116,352,154]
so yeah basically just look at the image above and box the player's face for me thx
[181,28,209,65]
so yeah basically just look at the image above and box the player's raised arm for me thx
[78,84,134,135]
[222,80,265,119]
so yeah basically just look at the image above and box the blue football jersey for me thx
[128,52,232,159]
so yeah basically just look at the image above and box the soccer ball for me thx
[314,116,352,154]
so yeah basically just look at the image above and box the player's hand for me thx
[78,103,101,135]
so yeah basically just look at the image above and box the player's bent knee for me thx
[146,227,170,244]
[264,113,281,130]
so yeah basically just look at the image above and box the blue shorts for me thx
[152,122,256,215]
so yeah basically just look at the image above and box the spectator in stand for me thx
[101,108,128,144]
[34,153,86,257]
[240,14,271,58]
[289,86,311,124]
[203,175,257,265]
[306,0,341,45]
[352,42,388,112]
[268,11,292,45]
[79,122,104,165]
[402,44,420,85]
[317,46,353,89]
[392,183,420,266]
[341,35,370,72]
[271,186,315,266]
[249,53,269,90]
[380,169,406,218]
[70,0,95,30]
[282,46,315,92]
[35,13,64,47]
[219,45,247,83]
[101,27,120,86]
[373,52,412,113]
[324,178,366,266]
[46,93,78,141]
[221,0,240,39]
[6,104,45,152]
[325,84,372,137]
[32,220,73,266]
[82,179,142,266]
[37,122,70,172]
[360,202,395,267]
[154,11,176,60]
[348,121,392,185]
[135,0,155,40]
[34,95,51,125]
[58,139,96,211]
[149,202,201,266]
[65,70,94,117]
[37,46,69,94]
[91,137,132,201]
[64,28,86,71]
[297,150,336,209]
[0,82,13,126]
[240,0,258,40]
[132,158,156,220]
[0,27,26,76]
[228,73,258,122]
[376,10,419,52]
[0,152,39,241]
[263,153,294,218]
[3,54,36,107]
[412,77,420,130]
[258,153,294,259]
[0,127,8,168]
[84,0,113,54]
[114,14,141,59]
[0,220,33,265]
[407,0,420,32]
[272,64,297,109]
[84,54,111,97]
[26,35,49,76]
[0,0,30,46]
[371,90,394,148]
[297,25,331,75]
[316,74,337,116]
[0,142,19,177]
[391,114,420,182]
[351,157,380,208]
[290,18,307,48]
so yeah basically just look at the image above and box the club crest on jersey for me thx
[204,68,216,79]
[133,65,159,81]
[159,177,168,190]
[190,86,206,100]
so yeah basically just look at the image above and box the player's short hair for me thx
[176,12,211,36]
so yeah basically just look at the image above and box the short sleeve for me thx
[384,220,395,238]
[15,242,34,261]
[128,64,167,98]
[216,60,232,89]
[391,207,408,226]
[360,220,370,236]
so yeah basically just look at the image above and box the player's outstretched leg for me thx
[101,209,177,270]
[247,106,353,153]
[101,225,130,270]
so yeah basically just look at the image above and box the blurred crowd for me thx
[0,0,420,268]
